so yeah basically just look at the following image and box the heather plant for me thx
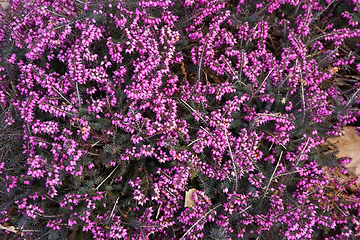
[1,0,360,239]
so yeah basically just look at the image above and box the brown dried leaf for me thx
[184,188,197,208]
[327,126,360,175]
[0,1,8,10]
[344,75,360,81]
[326,126,360,191]
[0,223,17,233]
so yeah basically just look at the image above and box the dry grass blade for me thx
[95,164,120,191]
[265,151,282,194]
[180,204,222,240]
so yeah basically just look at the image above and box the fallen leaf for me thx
[327,126,360,175]
[326,126,360,191]
[0,223,17,233]
[184,188,197,208]
[0,1,8,10]
[344,75,360,81]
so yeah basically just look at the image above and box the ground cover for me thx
[1,0,360,239]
